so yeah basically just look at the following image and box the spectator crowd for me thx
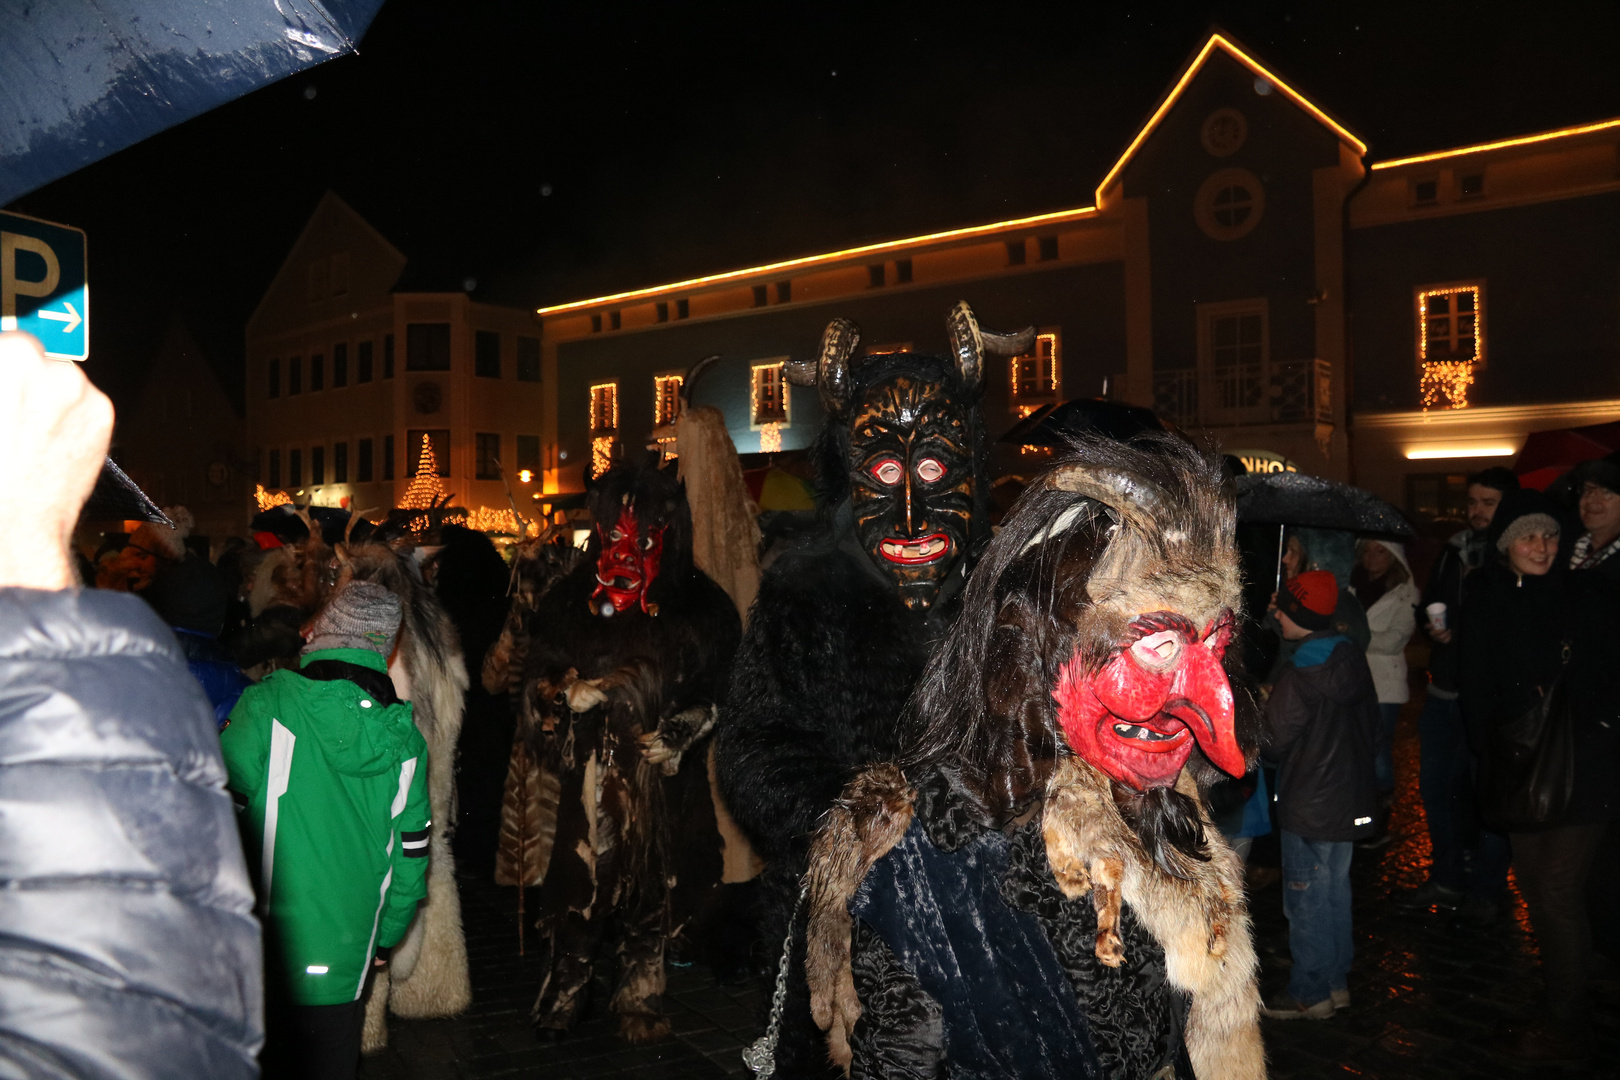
[1,327,1617,1074]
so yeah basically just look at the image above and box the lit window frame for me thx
[1415,281,1486,411]
[588,381,619,478]
[1009,330,1062,416]
[749,359,791,431]
[588,381,620,435]
[653,373,684,427]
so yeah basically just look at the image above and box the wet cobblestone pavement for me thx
[363,692,1618,1078]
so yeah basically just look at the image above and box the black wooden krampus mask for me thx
[787,301,1033,611]
[584,456,692,618]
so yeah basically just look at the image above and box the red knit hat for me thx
[1278,569,1337,631]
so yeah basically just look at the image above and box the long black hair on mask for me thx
[808,350,991,545]
[899,433,1262,877]
[584,453,697,596]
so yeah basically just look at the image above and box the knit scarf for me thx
[1570,532,1620,572]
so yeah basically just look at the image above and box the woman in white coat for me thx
[1352,539,1421,831]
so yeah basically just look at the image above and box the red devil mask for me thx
[591,507,665,616]
[1053,611,1244,789]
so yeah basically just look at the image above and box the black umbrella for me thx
[1236,472,1415,537]
[999,398,1166,447]
[1237,472,1415,593]
[0,0,386,204]
[82,457,169,525]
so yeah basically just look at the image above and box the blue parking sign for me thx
[0,210,87,361]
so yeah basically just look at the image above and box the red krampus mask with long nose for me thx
[1055,610,1244,790]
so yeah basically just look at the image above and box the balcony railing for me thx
[1153,359,1331,428]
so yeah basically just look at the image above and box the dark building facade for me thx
[536,33,1620,527]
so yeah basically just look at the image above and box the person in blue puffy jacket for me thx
[0,331,264,1079]
[145,554,253,727]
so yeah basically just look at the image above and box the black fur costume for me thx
[803,438,1267,1079]
[521,458,741,1042]
[714,303,1033,1075]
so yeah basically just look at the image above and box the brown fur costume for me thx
[803,437,1265,1079]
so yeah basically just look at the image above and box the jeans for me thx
[1373,702,1403,793]
[1281,831,1354,1005]
[1511,823,1607,1030]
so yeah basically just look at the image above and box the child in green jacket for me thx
[222,580,429,1080]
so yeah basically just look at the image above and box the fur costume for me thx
[487,534,585,888]
[713,302,1033,1076]
[803,437,1266,1079]
[516,458,741,1042]
[238,513,472,1051]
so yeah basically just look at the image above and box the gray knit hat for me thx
[1495,511,1561,554]
[303,581,402,658]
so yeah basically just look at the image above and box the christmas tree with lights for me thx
[400,434,448,508]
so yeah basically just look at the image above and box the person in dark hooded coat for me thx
[714,302,1034,1075]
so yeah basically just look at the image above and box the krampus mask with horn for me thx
[907,435,1253,817]
[786,301,1033,611]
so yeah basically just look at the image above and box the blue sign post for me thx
[0,210,87,361]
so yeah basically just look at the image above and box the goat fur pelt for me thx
[517,464,740,1041]
[802,436,1265,1079]
[485,536,583,887]
[805,758,1263,1078]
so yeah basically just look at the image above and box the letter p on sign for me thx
[0,211,87,361]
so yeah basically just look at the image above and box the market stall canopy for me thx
[998,398,1167,447]
[0,0,385,205]
[1236,471,1415,538]
[1514,421,1620,492]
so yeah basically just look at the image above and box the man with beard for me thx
[714,302,1032,1075]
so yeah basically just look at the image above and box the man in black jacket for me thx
[1261,570,1380,1021]
[1409,466,1517,923]
[0,331,264,1078]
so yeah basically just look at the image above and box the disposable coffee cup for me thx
[1426,602,1447,632]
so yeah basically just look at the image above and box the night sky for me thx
[8,1,1620,413]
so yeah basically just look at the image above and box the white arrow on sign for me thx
[38,301,81,333]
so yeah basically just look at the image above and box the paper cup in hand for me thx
[1426,602,1447,632]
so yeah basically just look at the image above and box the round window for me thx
[1195,168,1265,241]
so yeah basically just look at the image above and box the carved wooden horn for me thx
[944,300,1037,394]
[785,318,860,413]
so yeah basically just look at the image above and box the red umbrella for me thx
[1515,421,1620,491]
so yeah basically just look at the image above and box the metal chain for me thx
[741,884,809,1078]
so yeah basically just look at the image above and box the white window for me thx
[653,374,683,426]
[1009,331,1061,415]
[589,381,619,434]
[750,361,790,427]
[1417,283,1484,366]
[1196,299,1269,423]
[1416,282,1485,410]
